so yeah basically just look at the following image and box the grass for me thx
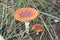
[0,0,60,40]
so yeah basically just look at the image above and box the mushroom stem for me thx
[25,22,30,34]
[0,34,4,40]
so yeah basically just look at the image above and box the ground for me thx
[0,0,60,40]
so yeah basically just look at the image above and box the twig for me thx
[40,16,54,40]
[41,12,60,20]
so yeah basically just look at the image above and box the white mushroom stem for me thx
[0,34,4,40]
[25,22,30,34]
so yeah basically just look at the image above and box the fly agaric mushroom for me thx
[32,24,44,34]
[14,8,39,34]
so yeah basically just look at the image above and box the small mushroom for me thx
[32,24,44,34]
[14,8,39,34]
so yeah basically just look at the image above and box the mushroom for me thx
[32,24,44,34]
[14,8,39,34]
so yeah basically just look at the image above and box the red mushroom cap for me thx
[14,8,39,22]
[32,24,44,32]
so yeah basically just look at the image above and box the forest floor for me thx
[0,0,60,40]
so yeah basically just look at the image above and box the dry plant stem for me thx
[0,3,15,12]
[49,22,58,40]
[25,22,30,34]
[40,16,54,40]
[0,34,4,40]
[39,31,45,40]
[41,12,60,20]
